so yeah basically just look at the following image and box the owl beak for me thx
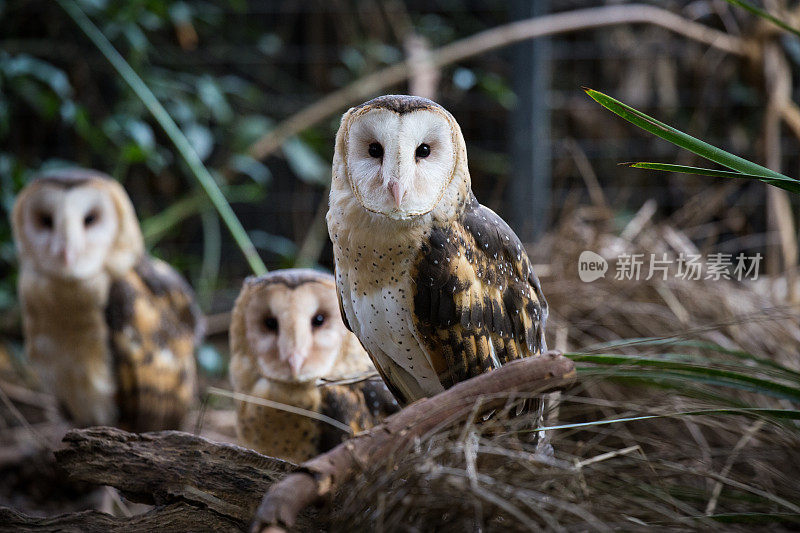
[388,179,406,208]
[61,247,76,267]
[51,241,76,267]
[287,351,306,378]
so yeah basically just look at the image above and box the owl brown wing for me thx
[105,256,202,431]
[411,196,548,389]
[318,378,400,452]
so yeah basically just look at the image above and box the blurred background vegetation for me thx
[0,0,798,351]
[2,1,800,527]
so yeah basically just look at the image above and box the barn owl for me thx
[229,269,398,463]
[12,169,201,431]
[327,95,548,407]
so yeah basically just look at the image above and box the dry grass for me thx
[331,392,800,531]
[538,204,800,369]
[328,206,800,532]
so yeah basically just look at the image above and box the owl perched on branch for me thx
[327,95,548,407]
[12,169,202,431]
[229,269,398,463]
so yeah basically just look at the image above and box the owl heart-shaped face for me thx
[343,107,458,220]
[19,184,120,279]
[239,278,347,384]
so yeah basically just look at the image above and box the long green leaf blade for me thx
[59,0,267,276]
[625,162,800,193]
[572,354,800,402]
[582,336,800,380]
[723,0,800,38]
[584,88,794,183]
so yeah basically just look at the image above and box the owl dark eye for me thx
[84,210,99,227]
[368,142,384,158]
[38,212,53,229]
[311,313,326,328]
[415,143,431,158]
[263,316,278,332]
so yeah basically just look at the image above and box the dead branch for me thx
[0,379,57,411]
[405,33,439,99]
[204,311,232,336]
[246,4,747,162]
[17,427,298,531]
[3,428,317,531]
[763,40,799,303]
[251,350,576,532]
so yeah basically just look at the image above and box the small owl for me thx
[229,269,398,463]
[12,169,202,431]
[327,95,548,406]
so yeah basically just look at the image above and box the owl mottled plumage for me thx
[13,169,201,431]
[229,270,397,463]
[106,256,201,431]
[411,195,547,390]
[328,95,548,406]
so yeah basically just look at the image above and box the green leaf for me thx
[168,2,192,24]
[197,75,233,124]
[184,123,214,161]
[3,54,72,98]
[572,353,800,402]
[282,137,330,185]
[624,162,800,193]
[233,115,274,151]
[584,337,800,380]
[584,88,799,192]
[723,0,800,38]
[230,154,272,185]
[249,230,298,259]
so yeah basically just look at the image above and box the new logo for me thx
[578,251,608,282]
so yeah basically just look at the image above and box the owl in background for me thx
[327,95,548,411]
[229,269,398,463]
[12,169,202,431]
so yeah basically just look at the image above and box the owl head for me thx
[12,169,144,280]
[332,95,470,222]
[229,269,368,386]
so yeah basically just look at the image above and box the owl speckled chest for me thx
[330,219,446,402]
[19,270,117,425]
[236,379,324,464]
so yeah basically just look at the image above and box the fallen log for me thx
[0,428,300,532]
[251,350,576,532]
[1,351,574,532]
[55,428,292,513]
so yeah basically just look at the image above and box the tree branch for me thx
[251,351,577,532]
[247,4,748,162]
[52,428,296,529]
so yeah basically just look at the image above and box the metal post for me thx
[509,0,551,242]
